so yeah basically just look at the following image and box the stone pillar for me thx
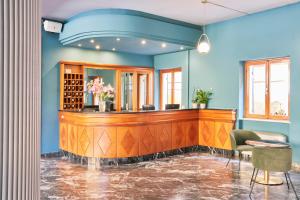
[0,0,41,199]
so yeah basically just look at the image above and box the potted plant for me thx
[192,89,213,109]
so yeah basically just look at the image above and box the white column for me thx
[0,0,41,199]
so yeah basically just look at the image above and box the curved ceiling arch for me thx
[59,9,202,55]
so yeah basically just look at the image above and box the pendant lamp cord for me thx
[202,0,206,33]
[202,0,249,15]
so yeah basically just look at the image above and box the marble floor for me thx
[41,153,300,200]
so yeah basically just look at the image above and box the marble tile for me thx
[41,153,300,200]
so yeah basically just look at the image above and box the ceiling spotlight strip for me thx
[204,0,249,15]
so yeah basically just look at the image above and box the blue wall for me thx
[42,30,153,154]
[154,3,300,163]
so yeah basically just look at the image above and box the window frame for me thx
[159,68,182,110]
[244,57,290,120]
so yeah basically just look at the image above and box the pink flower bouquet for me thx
[87,78,115,101]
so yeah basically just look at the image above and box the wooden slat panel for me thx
[67,124,78,154]
[93,127,117,158]
[172,121,186,149]
[59,122,68,151]
[184,120,199,147]
[214,122,234,150]
[155,123,172,152]
[59,109,237,158]
[139,126,156,155]
[199,120,215,147]
[117,126,139,157]
[77,126,94,157]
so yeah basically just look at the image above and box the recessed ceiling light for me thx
[180,46,184,50]
[95,45,100,50]
[141,40,147,45]
[112,48,116,51]
[78,44,82,47]
[90,39,95,43]
[116,38,121,41]
[161,43,167,48]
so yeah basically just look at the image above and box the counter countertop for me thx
[58,108,237,114]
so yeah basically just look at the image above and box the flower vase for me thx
[98,100,106,112]
[200,103,206,109]
[192,103,198,109]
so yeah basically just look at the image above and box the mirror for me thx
[160,69,182,110]
[138,74,148,109]
[121,72,133,110]
[82,66,153,112]
[84,68,116,106]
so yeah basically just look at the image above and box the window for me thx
[244,58,290,120]
[160,68,182,109]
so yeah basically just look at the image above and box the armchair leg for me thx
[249,169,259,197]
[226,158,231,167]
[238,152,241,171]
[250,168,256,186]
[286,173,299,200]
[284,173,290,189]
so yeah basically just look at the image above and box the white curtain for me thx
[0,0,41,199]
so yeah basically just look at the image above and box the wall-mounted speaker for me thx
[43,20,63,33]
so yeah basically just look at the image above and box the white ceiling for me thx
[42,0,299,25]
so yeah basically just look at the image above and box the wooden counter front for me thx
[58,109,236,158]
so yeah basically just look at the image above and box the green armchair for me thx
[226,129,261,168]
[250,147,298,199]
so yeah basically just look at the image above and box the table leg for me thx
[255,170,283,185]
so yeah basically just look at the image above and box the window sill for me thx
[241,118,290,124]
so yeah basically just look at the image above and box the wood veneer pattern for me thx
[59,109,236,158]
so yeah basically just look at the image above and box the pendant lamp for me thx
[197,27,210,54]
[197,0,210,54]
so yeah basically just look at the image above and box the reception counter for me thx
[58,109,237,158]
